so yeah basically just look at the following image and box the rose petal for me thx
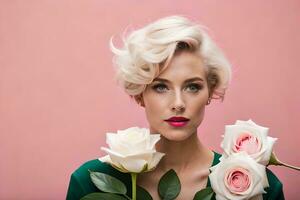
[148,152,165,170]
[149,134,161,149]
[234,133,261,154]
[250,194,263,200]
[120,159,148,173]
[209,152,268,200]
[98,155,112,163]
[221,120,276,165]
[101,147,125,158]
[215,194,229,200]
[101,127,164,173]
[258,136,277,165]
[106,132,137,155]
[106,133,120,151]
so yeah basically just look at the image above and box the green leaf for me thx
[89,170,127,195]
[193,187,215,200]
[158,169,181,200]
[137,185,153,200]
[80,192,127,200]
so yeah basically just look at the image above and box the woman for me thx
[66,15,284,200]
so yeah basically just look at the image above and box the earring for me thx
[206,98,211,105]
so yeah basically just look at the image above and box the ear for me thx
[134,94,145,107]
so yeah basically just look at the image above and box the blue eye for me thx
[186,83,202,93]
[151,83,203,93]
[152,83,168,93]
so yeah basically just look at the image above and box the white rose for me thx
[99,127,165,173]
[221,119,277,165]
[209,152,269,200]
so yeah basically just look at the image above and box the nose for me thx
[171,89,186,113]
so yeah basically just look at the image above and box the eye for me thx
[151,83,168,93]
[185,83,203,93]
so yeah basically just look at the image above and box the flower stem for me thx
[277,162,300,171]
[269,151,300,171]
[131,173,137,200]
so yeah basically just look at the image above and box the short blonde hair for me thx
[110,15,232,104]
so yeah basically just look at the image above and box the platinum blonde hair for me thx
[110,15,232,104]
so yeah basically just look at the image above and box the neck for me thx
[154,132,212,174]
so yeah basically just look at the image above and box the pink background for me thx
[1,0,299,199]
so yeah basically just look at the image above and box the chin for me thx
[160,129,194,141]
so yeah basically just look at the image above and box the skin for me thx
[137,51,215,200]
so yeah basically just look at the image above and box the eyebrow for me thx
[152,77,204,84]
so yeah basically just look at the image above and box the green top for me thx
[66,151,284,200]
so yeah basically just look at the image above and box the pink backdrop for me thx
[1,0,299,199]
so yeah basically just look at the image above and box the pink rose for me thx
[233,132,261,154]
[209,152,269,200]
[225,167,251,193]
[221,119,277,165]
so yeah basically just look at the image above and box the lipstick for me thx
[164,116,190,127]
[166,121,189,127]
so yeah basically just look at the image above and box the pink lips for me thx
[166,121,189,127]
[164,116,190,127]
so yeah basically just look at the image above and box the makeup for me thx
[166,120,189,127]
[164,116,190,127]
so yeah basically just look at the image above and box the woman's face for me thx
[141,51,210,141]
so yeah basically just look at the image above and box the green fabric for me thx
[66,151,284,200]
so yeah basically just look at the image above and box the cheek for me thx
[189,98,207,126]
[143,93,166,123]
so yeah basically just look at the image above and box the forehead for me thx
[157,51,207,81]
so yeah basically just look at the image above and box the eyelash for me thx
[151,83,203,93]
